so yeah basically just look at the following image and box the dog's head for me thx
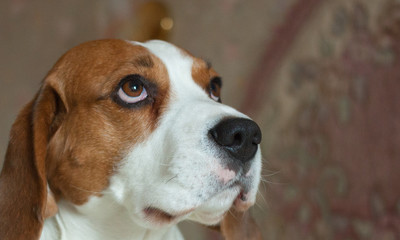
[0,39,262,239]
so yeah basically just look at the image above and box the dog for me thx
[0,39,262,240]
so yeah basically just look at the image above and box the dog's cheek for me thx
[45,111,126,205]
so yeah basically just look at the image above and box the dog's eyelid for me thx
[208,76,222,103]
[210,76,222,87]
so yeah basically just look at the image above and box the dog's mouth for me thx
[142,184,254,226]
[143,207,194,224]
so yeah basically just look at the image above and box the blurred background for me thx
[1,0,400,239]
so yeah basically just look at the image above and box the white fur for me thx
[41,40,262,240]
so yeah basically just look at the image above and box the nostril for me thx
[233,132,242,146]
[210,128,218,142]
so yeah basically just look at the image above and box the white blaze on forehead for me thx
[132,40,206,100]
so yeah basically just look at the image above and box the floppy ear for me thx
[0,78,65,240]
[220,208,262,240]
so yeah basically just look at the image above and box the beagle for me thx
[0,39,262,240]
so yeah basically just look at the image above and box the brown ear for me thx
[0,79,64,240]
[220,208,263,240]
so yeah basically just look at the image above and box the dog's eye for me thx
[209,77,222,102]
[117,75,148,104]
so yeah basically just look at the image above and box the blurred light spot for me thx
[160,17,173,30]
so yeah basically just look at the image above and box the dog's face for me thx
[104,40,262,227]
[0,40,262,236]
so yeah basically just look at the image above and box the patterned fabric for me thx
[249,0,400,239]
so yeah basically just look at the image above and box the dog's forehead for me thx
[133,40,196,71]
[133,40,217,93]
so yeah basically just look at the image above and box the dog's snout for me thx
[209,118,262,163]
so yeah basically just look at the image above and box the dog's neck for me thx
[41,197,184,240]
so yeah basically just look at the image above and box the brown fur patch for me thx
[191,57,220,92]
[134,55,154,68]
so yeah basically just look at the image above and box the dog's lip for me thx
[193,210,227,224]
[143,207,195,223]
[233,190,254,212]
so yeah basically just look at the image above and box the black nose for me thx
[209,118,262,163]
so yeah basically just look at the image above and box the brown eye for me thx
[117,75,148,104]
[122,79,144,97]
[209,77,222,102]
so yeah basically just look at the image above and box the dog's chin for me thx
[130,208,188,229]
[140,206,194,227]
[132,186,243,228]
[190,209,228,225]
[188,185,257,225]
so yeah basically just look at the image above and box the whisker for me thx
[256,189,267,205]
[165,174,178,183]
[159,163,171,166]
[254,201,266,212]
[260,178,267,192]
[261,170,281,178]
[70,185,111,194]
[260,177,284,185]
[228,209,239,221]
